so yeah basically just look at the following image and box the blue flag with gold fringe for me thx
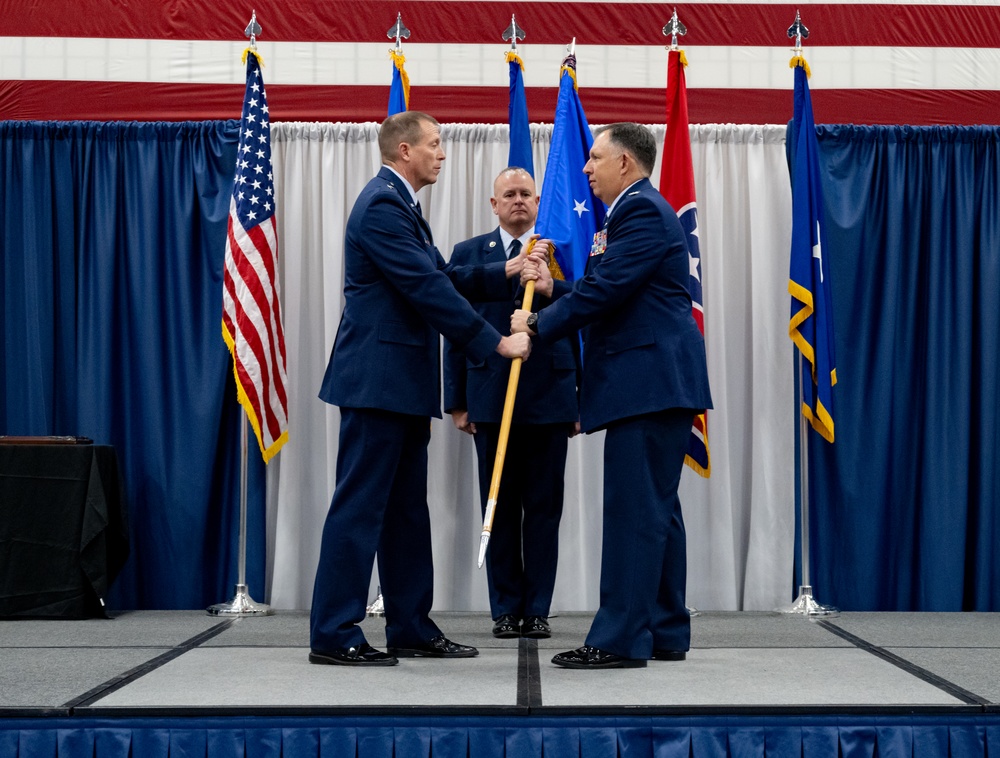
[506,51,533,176]
[536,54,605,282]
[788,57,836,442]
[388,50,409,116]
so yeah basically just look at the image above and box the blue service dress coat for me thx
[311,167,512,654]
[534,177,712,659]
[319,168,510,416]
[443,228,579,620]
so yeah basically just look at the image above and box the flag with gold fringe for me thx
[788,54,836,442]
[536,53,605,282]
[660,47,711,477]
[222,49,289,462]
[506,50,533,176]
[388,49,409,115]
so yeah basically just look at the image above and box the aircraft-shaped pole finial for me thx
[787,10,809,52]
[503,14,525,52]
[388,12,411,53]
[662,8,687,51]
[245,10,262,50]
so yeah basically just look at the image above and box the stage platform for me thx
[3,611,1000,756]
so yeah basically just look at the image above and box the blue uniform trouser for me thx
[310,407,441,652]
[584,408,694,659]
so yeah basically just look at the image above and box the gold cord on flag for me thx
[561,64,578,91]
[241,48,264,67]
[789,54,811,78]
[505,51,525,71]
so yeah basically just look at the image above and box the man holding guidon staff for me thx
[513,122,712,669]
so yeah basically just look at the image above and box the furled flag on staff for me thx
[787,55,836,443]
[536,52,605,282]
[388,49,410,115]
[387,13,411,116]
[660,47,710,477]
[506,48,533,176]
[222,49,289,463]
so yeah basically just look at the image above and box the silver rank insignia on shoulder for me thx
[627,190,640,197]
[590,229,607,257]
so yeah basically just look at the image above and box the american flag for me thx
[222,49,289,463]
[3,0,997,125]
[660,48,711,478]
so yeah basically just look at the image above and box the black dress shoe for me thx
[492,614,521,638]
[652,649,687,661]
[388,634,479,658]
[522,616,551,639]
[551,646,646,669]
[309,643,398,666]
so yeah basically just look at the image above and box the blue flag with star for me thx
[788,57,837,443]
[536,55,605,281]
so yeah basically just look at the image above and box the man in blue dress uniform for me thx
[309,112,533,666]
[445,168,579,640]
[513,122,712,669]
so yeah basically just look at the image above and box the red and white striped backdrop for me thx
[2,0,998,124]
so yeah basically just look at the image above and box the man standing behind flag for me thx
[309,111,533,667]
[660,46,710,476]
[222,48,288,463]
[445,168,579,640]
[513,123,712,668]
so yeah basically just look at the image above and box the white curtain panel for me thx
[266,121,794,612]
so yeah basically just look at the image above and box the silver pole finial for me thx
[787,10,809,52]
[503,14,526,52]
[388,12,411,53]
[662,8,687,51]
[244,10,262,49]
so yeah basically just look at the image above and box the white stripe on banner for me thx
[4,38,999,91]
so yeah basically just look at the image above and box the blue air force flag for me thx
[536,54,605,282]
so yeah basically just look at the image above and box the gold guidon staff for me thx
[477,238,546,568]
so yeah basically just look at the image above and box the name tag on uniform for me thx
[590,229,607,257]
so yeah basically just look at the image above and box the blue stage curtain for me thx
[809,125,1000,610]
[0,120,265,609]
[1,715,1000,757]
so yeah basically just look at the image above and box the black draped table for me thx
[0,443,129,618]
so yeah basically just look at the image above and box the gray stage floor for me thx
[2,611,999,715]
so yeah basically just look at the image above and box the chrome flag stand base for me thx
[206,411,273,618]
[366,587,385,617]
[780,585,839,618]
[208,583,274,616]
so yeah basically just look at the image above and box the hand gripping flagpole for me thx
[779,11,838,618]
[208,11,274,617]
[477,245,539,568]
